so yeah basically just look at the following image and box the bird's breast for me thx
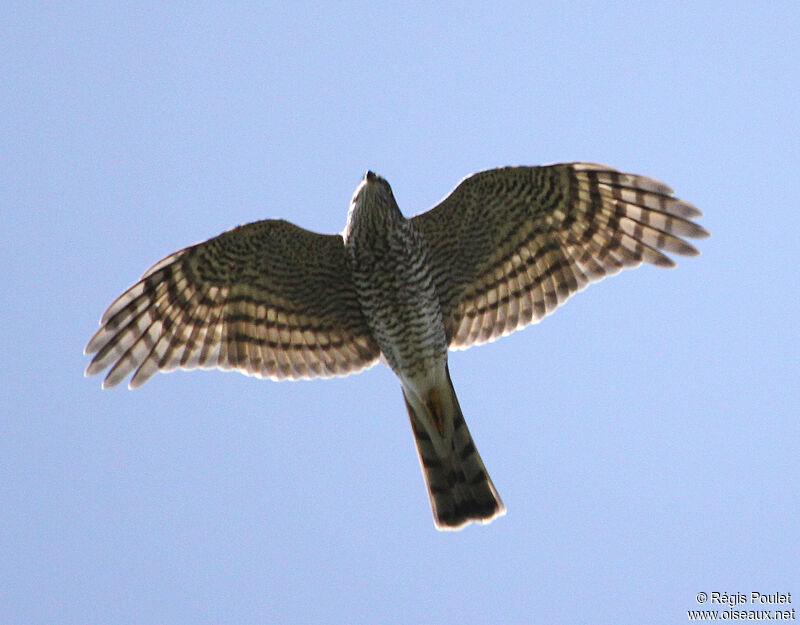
[346,221,448,377]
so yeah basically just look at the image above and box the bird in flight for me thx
[85,163,708,530]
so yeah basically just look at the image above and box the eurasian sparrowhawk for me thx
[85,163,708,530]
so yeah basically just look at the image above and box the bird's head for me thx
[343,171,402,240]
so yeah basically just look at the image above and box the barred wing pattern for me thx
[85,219,381,388]
[412,163,709,349]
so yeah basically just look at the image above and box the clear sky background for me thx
[3,3,798,624]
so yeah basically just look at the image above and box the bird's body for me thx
[86,163,708,530]
[344,172,504,527]
[344,173,447,378]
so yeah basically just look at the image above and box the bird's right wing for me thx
[85,219,381,388]
[411,163,709,350]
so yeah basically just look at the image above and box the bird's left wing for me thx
[411,163,709,349]
[85,219,381,388]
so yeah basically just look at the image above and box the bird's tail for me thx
[402,366,505,530]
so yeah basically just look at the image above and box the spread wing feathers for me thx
[412,163,709,349]
[85,219,381,388]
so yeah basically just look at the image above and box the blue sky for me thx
[2,2,798,623]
